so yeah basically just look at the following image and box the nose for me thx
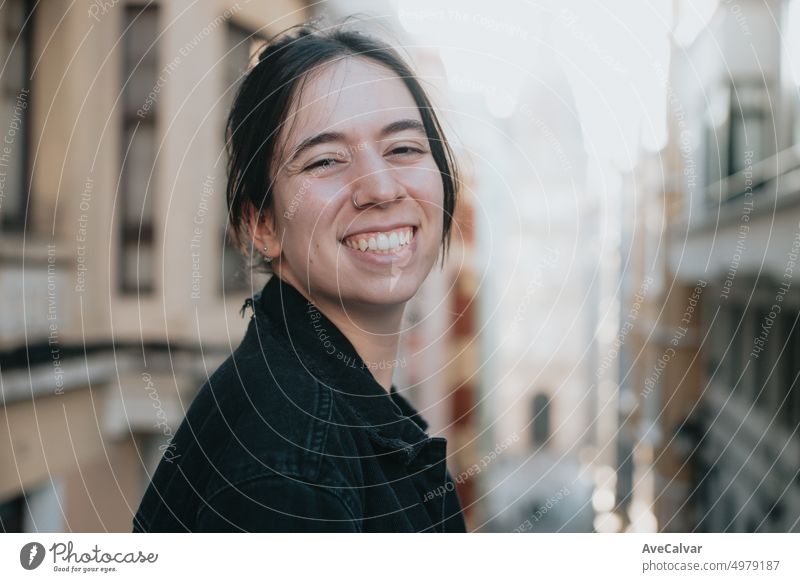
[350,150,406,208]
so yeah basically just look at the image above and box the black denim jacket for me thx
[132,275,467,532]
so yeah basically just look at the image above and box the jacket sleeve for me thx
[196,474,361,532]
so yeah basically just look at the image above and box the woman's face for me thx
[264,57,445,310]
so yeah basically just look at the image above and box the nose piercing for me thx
[352,192,366,209]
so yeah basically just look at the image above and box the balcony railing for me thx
[706,144,800,205]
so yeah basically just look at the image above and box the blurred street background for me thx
[1,0,799,532]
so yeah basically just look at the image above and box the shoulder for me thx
[132,321,365,532]
[189,334,367,530]
[191,321,363,496]
[195,471,363,531]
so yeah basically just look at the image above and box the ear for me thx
[243,199,281,261]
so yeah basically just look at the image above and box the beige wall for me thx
[1,0,310,532]
[0,389,107,500]
[24,0,309,346]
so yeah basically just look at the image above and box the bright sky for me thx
[395,0,721,172]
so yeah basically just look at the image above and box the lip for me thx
[340,222,418,241]
[340,226,418,266]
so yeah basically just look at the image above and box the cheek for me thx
[295,190,339,252]
[420,175,445,223]
[403,165,444,205]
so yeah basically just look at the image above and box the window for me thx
[703,298,720,381]
[781,311,800,434]
[728,304,746,392]
[0,480,64,532]
[703,118,724,187]
[119,5,159,294]
[531,392,551,448]
[0,0,33,232]
[785,0,800,146]
[220,21,266,294]
[727,82,770,176]
[702,87,730,189]
[0,494,24,532]
[753,307,771,408]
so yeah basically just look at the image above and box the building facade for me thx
[0,0,310,532]
[619,0,800,532]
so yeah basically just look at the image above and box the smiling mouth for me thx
[341,226,417,255]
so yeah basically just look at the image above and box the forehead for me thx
[282,57,423,145]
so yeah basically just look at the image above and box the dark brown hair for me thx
[224,21,460,271]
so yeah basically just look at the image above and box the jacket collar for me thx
[243,275,434,464]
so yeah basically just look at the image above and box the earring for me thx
[263,245,273,263]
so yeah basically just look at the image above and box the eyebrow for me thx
[286,118,427,166]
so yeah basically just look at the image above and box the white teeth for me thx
[377,233,389,250]
[343,227,415,254]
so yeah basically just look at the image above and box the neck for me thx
[277,272,405,392]
[317,298,404,392]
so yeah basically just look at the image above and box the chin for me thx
[350,278,420,306]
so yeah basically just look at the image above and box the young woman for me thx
[132,22,466,532]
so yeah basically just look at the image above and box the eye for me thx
[304,158,340,172]
[389,145,426,157]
